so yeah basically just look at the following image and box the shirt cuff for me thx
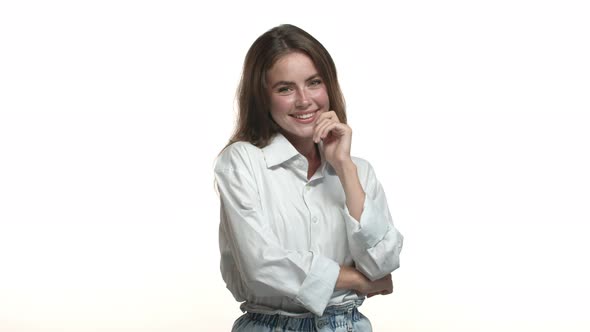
[294,253,340,316]
[343,197,390,249]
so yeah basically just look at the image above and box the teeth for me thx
[293,113,314,119]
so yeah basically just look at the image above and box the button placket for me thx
[304,182,317,250]
[304,183,318,224]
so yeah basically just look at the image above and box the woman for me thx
[215,24,403,331]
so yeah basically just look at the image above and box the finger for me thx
[313,119,339,143]
[316,122,342,142]
[313,110,341,134]
[315,110,340,125]
[327,110,340,122]
[313,118,332,142]
[314,115,335,128]
[313,113,337,134]
[313,113,332,139]
[314,120,337,142]
[322,122,349,141]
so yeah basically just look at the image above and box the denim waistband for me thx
[240,299,364,318]
[235,300,365,331]
[323,299,364,316]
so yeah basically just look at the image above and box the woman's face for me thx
[266,52,330,142]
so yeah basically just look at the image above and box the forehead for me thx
[266,52,319,81]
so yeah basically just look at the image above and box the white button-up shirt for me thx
[214,133,403,316]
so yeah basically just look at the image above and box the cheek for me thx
[311,88,330,107]
[269,95,294,115]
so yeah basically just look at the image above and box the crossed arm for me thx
[316,110,398,297]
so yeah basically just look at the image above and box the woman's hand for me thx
[313,110,352,169]
[314,110,365,221]
[357,273,394,298]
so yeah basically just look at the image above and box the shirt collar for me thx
[262,133,301,168]
[262,133,328,180]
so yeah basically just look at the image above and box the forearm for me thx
[335,265,365,292]
[333,159,365,222]
[336,265,393,296]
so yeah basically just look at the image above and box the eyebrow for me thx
[270,74,321,89]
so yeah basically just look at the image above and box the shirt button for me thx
[305,185,311,192]
[312,216,318,223]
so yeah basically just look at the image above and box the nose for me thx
[294,88,311,109]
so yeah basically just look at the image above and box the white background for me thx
[1,0,589,331]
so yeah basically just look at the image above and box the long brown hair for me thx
[225,24,346,150]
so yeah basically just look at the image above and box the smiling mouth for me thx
[289,110,319,120]
[290,112,315,120]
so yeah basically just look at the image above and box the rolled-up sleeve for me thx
[342,162,404,281]
[215,149,340,315]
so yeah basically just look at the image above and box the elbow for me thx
[242,268,278,296]
[386,255,401,276]
[354,225,404,281]
[242,260,274,293]
[241,258,303,297]
[357,253,401,281]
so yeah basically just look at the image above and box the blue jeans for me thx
[232,300,372,332]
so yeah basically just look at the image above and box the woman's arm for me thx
[341,161,404,281]
[314,111,364,220]
[332,160,365,222]
[314,111,404,281]
[336,265,393,296]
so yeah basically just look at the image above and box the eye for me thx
[309,79,323,87]
[277,86,293,94]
